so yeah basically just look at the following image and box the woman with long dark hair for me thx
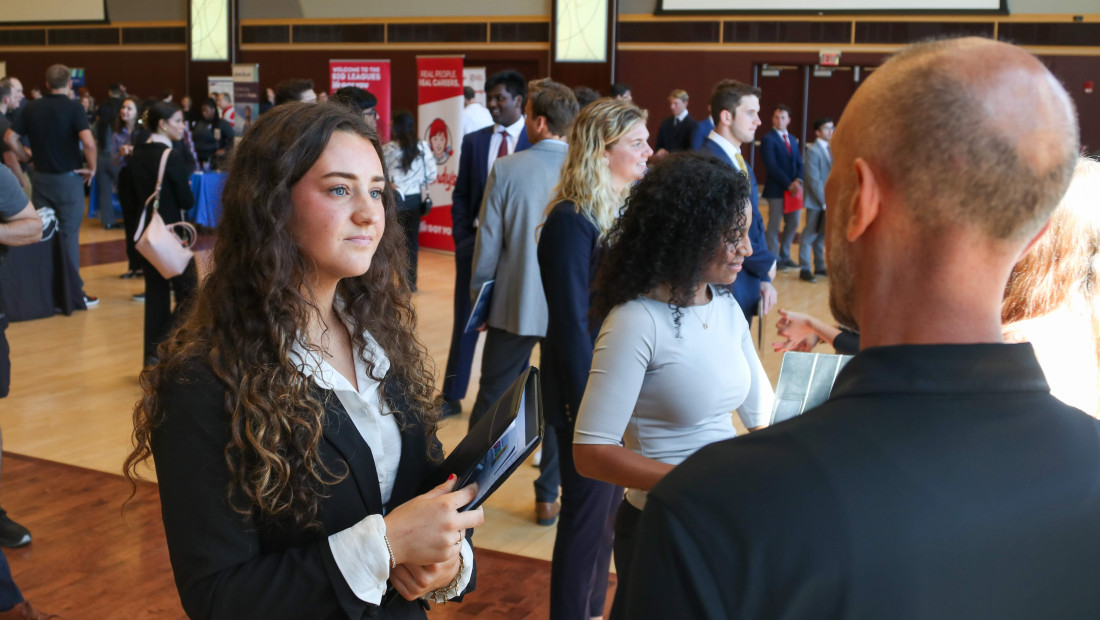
[124,102,481,619]
[383,110,435,289]
[537,98,651,620]
[112,96,144,279]
[573,151,774,619]
[125,101,197,366]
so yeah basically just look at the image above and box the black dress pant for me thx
[549,422,620,620]
[117,166,143,272]
[609,499,643,620]
[396,206,421,288]
[442,242,478,402]
[143,258,197,362]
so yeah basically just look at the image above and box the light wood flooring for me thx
[2,217,833,564]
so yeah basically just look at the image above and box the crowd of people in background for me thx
[0,33,1099,620]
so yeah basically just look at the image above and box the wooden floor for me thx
[1,216,832,615]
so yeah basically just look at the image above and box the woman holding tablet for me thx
[124,102,481,619]
[573,151,774,619]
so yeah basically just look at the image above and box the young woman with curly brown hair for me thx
[124,102,482,619]
[572,151,774,619]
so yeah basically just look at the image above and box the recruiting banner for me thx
[463,67,486,106]
[232,63,260,134]
[330,59,391,142]
[417,55,464,252]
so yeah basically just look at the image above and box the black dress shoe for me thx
[815,269,828,277]
[778,259,799,270]
[799,270,817,283]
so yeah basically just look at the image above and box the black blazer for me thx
[151,362,473,619]
[127,142,194,226]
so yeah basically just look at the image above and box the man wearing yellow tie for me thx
[698,79,778,324]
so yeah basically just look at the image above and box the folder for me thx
[431,366,543,511]
[464,280,495,335]
[770,351,853,425]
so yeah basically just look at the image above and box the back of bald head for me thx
[849,37,1078,241]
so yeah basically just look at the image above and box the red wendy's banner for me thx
[329,59,391,142]
[416,55,464,251]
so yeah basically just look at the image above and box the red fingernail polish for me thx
[448,473,456,481]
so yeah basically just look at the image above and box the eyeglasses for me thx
[363,108,378,118]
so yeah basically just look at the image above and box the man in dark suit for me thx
[442,69,531,417]
[698,80,777,324]
[760,103,804,268]
[653,89,697,157]
[626,37,1099,619]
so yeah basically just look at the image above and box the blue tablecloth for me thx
[86,176,121,220]
[191,172,227,228]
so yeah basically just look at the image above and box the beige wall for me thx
[104,0,1100,24]
[620,0,1100,13]
[107,0,185,21]
[240,0,551,20]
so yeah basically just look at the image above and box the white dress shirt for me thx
[292,328,473,605]
[486,116,525,173]
[707,131,747,174]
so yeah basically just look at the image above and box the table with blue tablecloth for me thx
[191,172,227,228]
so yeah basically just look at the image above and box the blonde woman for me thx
[536,98,651,620]
[1002,157,1100,415]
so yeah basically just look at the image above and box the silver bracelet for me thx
[382,532,396,570]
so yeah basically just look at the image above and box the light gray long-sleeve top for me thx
[574,286,774,508]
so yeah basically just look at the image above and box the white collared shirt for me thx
[487,116,525,173]
[707,131,747,174]
[675,109,689,122]
[292,329,473,605]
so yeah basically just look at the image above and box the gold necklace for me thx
[688,301,712,329]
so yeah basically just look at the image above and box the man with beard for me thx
[442,70,531,418]
[624,37,1100,619]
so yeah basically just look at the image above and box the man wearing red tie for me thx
[760,104,804,269]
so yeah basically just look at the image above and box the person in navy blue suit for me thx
[690,107,714,151]
[442,70,531,417]
[760,103,804,267]
[698,80,777,324]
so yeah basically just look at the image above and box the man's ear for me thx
[535,115,549,138]
[718,108,733,128]
[847,157,881,242]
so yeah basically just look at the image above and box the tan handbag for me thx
[134,147,197,279]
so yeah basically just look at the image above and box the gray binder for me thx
[770,352,853,425]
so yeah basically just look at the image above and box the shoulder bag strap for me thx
[134,147,173,242]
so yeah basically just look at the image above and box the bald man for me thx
[623,37,1100,619]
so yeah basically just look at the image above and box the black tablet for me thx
[433,366,543,511]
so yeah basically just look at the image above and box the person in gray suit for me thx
[799,117,834,282]
[468,79,580,522]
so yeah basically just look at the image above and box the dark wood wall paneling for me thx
[725,21,851,44]
[620,21,720,43]
[294,24,385,44]
[1,50,188,101]
[999,22,1100,47]
[490,22,550,43]
[854,21,994,44]
[388,23,487,43]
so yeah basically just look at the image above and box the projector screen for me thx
[3,0,107,23]
[659,0,1004,12]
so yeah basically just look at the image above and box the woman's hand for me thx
[773,309,818,352]
[389,552,462,601]
[383,476,483,567]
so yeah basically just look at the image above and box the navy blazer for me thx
[699,138,774,318]
[690,116,715,151]
[760,129,804,199]
[451,124,531,252]
[537,200,603,428]
[152,363,472,619]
